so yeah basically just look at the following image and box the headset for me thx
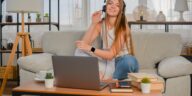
[102,0,126,13]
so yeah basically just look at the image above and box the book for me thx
[128,73,158,82]
[131,80,164,91]
[109,81,133,93]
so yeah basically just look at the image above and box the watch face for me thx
[91,47,95,52]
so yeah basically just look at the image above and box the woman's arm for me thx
[82,11,102,45]
[76,33,125,60]
[82,23,100,45]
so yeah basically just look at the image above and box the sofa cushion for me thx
[132,32,182,69]
[42,31,85,56]
[17,53,53,73]
[158,56,192,78]
[42,31,101,56]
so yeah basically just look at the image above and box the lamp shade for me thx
[174,0,189,12]
[6,0,43,13]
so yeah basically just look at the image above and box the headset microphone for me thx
[101,0,107,19]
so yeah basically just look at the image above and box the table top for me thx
[13,81,162,96]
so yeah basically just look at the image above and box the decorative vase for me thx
[133,5,150,21]
[43,17,49,22]
[36,18,41,22]
[45,78,54,88]
[156,11,166,21]
[141,83,151,94]
[6,15,13,23]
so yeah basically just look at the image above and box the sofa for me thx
[17,31,192,96]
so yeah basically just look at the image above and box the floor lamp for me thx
[0,0,43,95]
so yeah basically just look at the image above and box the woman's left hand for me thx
[76,40,92,52]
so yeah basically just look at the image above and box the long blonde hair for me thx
[105,0,135,56]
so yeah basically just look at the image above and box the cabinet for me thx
[0,0,60,85]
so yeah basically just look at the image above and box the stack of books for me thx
[128,73,164,91]
[109,81,133,93]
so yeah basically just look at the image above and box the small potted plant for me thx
[141,77,151,94]
[45,72,54,88]
[43,13,49,22]
[36,13,41,22]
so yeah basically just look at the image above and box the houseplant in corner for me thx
[141,77,151,94]
[43,13,49,22]
[45,72,54,88]
[36,13,41,22]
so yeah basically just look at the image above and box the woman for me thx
[76,0,139,80]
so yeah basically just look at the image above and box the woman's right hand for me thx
[92,11,102,25]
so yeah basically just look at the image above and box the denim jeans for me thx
[113,54,139,80]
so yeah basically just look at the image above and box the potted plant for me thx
[45,72,54,88]
[43,13,49,22]
[141,77,151,94]
[36,13,41,22]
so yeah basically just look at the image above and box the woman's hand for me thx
[92,11,102,25]
[76,40,92,52]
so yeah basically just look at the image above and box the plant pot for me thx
[36,18,41,22]
[45,78,54,88]
[141,83,151,94]
[43,17,49,22]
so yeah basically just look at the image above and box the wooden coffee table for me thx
[12,81,162,96]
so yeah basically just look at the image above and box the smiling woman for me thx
[75,0,139,80]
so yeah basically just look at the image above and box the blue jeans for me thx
[113,54,139,80]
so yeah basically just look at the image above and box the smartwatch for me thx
[91,47,96,53]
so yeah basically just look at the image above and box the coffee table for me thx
[12,81,162,96]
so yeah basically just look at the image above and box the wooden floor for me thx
[1,81,18,96]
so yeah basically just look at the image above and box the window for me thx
[44,0,73,25]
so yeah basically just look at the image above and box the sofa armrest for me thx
[17,53,53,73]
[158,56,192,78]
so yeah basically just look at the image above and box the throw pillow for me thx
[158,56,192,78]
[17,53,53,73]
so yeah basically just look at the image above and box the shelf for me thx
[0,0,60,86]
[128,21,192,32]
[0,48,43,53]
[128,21,192,25]
[0,22,59,30]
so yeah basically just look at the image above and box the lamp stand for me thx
[0,12,32,95]
[179,11,184,21]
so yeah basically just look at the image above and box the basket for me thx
[187,47,192,55]
[0,66,17,79]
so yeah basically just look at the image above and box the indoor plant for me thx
[43,13,49,22]
[36,13,41,22]
[141,77,151,94]
[45,72,54,88]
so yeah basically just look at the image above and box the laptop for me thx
[52,56,108,90]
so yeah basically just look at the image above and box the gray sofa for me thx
[17,31,192,96]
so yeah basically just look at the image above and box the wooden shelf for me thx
[0,22,58,25]
[0,48,43,53]
[128,21,192,25]
[128,21,192,32]
[0,22,59,30]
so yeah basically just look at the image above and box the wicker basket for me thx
[187,47,192,55]
[0,66,17,79]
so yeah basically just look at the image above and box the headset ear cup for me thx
[102,5,106,12]
[123,1,126,13]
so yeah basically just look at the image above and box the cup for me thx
[6,15,13,22]
[7,43,13,50]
